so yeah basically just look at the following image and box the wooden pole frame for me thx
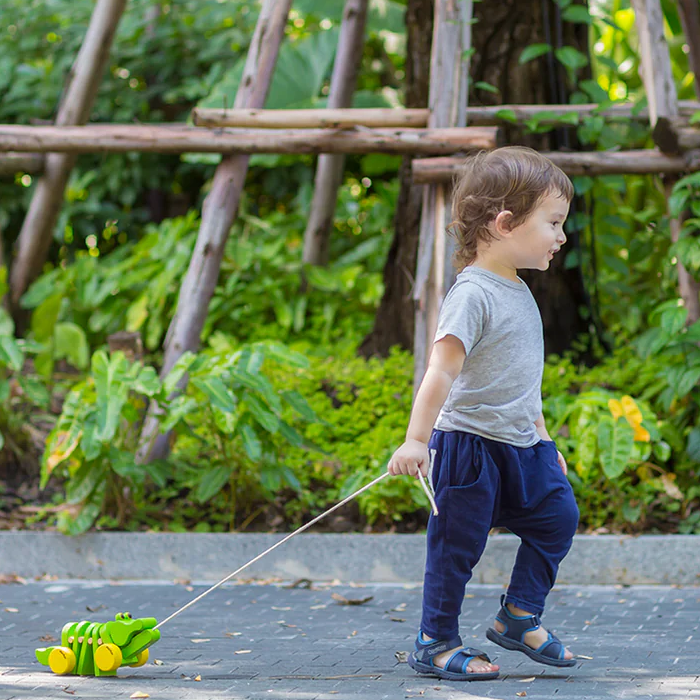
[0,124,498,155]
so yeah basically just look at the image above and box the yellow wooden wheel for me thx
[94,643,123,672]
[48,647,76,676]
[128,649,149,667]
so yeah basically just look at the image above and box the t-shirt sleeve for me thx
[434,281,489,356]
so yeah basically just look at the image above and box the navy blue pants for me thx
[420,430,579,640]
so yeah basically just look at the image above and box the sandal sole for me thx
[486,628,576,667]
[408,651,499,681]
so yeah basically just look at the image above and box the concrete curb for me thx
[2,532,699,584]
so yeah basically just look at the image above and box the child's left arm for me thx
[535,413,568,475]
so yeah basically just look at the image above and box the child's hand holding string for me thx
[388,439,430,478]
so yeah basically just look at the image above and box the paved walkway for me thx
[1,580,698,699]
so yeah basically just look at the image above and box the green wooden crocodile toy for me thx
[35,612,160,676]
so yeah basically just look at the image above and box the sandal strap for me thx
[535,632,567,660]
[443,647,492,674]
[414,633,463,662]
[495,595,541,644]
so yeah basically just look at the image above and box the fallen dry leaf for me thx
[194,675,202,682]
[390,617,406,623]
[153,659,164,666]
[225,632,242,637]
[285,578,313,589]
[331,592,373,606]
[130,693,150,699]
[39,634,57,643]
[516,693,527,697]
[271,606,291,611]
[348,630,358,637]
[0,574,26,585]
[86,604,106,613]
[61,688,75,695]
[190,639,210,643]
[519,676,536,682]
[391,603,407,612]
[234,650,252,655]
[395,651,409,663]
[577,654,593,660]
[4,607,18,613]
[310,604,327,610]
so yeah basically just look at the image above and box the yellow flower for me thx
[620,395,643,427]
[608,399,623,420]
[633,426,651,443]
[608,395,650,442]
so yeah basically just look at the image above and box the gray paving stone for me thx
[0,581,698,699]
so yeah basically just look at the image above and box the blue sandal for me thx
[407,631,499,681]
[485,595,576,667]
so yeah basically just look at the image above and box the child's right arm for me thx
[388,334,466,478]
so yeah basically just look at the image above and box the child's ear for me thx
[494,210,514,237]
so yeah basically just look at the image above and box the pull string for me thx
[155,469,437,630]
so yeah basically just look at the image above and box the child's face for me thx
[507,191,570,271]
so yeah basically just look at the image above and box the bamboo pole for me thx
[413,0,472,392]
[0,153,44,176]
[302,0,370,267]
[0,124,498,155]
[193,107,429,129]
[192,100,700,128]
[412,150,700,183]
[136,0,294,464]
[9,0,128,311]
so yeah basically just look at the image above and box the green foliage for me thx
[42,339,319,535]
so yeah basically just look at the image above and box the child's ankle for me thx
[506,602,534,618]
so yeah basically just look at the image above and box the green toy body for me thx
[35,612,160,676]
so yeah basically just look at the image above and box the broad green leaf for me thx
[92,351,130,443]
[562,5,592,23]
[132,365,161,397]
[598,416,635,479]
[162,351,197,397]
[243,392,279,434]
[555,46,589,71]
[126,294,149,331]
[0,335,23,372]
[31,292,63,343]
[240,424,262,461]
[195,465,231,503]
[474,81,499,94]
[54,322,89,369]
[519,43,552,64]
[282,389,319,422]
[257,342,309,369]
[192,376,238,412]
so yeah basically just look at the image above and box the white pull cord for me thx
[155,468,438,630]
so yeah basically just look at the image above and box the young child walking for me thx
[389,146,579,681]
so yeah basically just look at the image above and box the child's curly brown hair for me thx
[449,146,574,271]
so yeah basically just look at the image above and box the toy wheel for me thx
[128,649,149,667]
[48,647,76,675]
[95,643,123,672]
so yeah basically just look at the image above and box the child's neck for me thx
[468,257,520,284]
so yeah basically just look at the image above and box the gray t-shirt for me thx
[434,266,544,448]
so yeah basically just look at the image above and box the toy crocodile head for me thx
[36,612,160,676]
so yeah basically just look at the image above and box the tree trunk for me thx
[9,0,128,316]
[358,0,434,357]
[468,0,592,357]
[302,0,369,267]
